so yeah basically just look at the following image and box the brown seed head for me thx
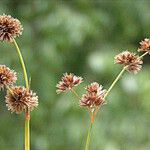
[5,86,38,114]
[0,14,23,42]
[86,82,103,94]
[114,51,143,74]
[0,65,17,89]
[56,73,83,94]
[80,82,106,109]
[138,38,150,53]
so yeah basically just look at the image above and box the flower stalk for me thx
[12,38,30,150]
[85,121,93,150]
[104,66,126,99]
[139,51,149,59]
[12,39,29,89]
[25,111,30,150]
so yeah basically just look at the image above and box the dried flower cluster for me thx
[56,73,83,94]
[56,38,150,123]
[114,38,150,74]
[0,14,38,114]
[114,51,143,73]
[0,65,17,89]
[56,74,106,113]
[0,14,23,42]
[0,64,38,114]
[138,38,150,53]
[80,82,106,109]
[5,86,38,114]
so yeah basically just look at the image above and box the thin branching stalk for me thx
[139,51,149,59]
[12,38,30,150]
[104,66,127,99]
[71,88,81,100]
[85,121,93,150]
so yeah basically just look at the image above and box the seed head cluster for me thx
[0,65,17,89]
[80,82,106,109]
[5,86,38,114]
[138,38,150,53]
[56,73,83,94]
[0,14,23,42]
[0,14,38,115]
[114,51,143,74]
[56,38,149,121]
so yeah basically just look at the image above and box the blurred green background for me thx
[0,0,150,150]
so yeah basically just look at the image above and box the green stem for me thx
[12,39,29,89]
[139,51,149,59]
[12,38,30,150]
[85,122,93,150]
[104,67,126,99]
[25,113,30,150]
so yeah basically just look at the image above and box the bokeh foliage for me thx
[0,0,150,150]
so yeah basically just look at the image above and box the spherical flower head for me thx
[0,65,17,90]
[80,82,106,109]
[138,38,150,53]
[5,86,38,114]
[114,51,143,74]
[56,73,83,94]
[86,82,103,94]
[80,93,105,108]
[0,14,23,42]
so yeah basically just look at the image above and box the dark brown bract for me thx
[0,14,23,42]
[56,73,83,94]
[138,38,150,53]
[5,86,38,114]
[0,65,17,89]
[80,82,106,109]
[114,51,143,74]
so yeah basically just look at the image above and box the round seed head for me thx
[56,73,83,94]
[0,65,17,90]
[80,82,106,109]
[0,14,23,42]
[138,38,150,53]
[114,51,143,74]
[5,86,38,114]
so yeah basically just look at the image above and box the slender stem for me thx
[85,121,93,150]
[104,67,126,99]
[12,39,30,150]
[25,112,30,150]
[12,39,29,89]
[139,52,148,59]
[70,88,81,100]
